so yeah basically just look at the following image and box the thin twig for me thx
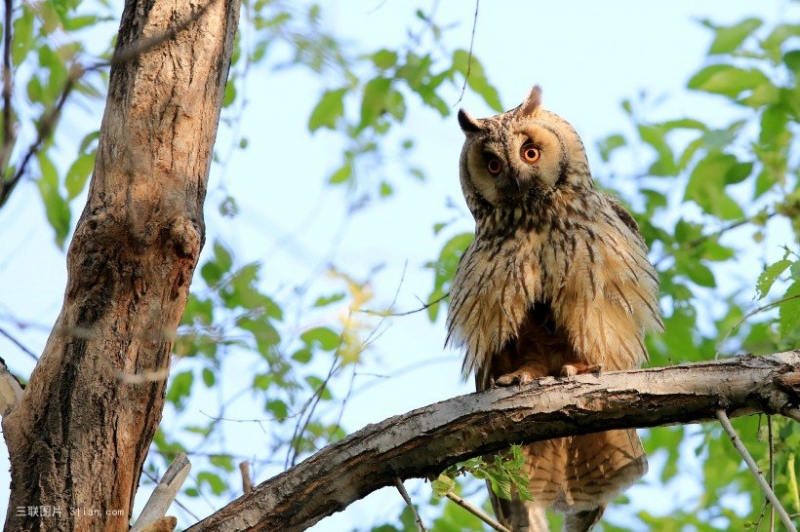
[445,491,511,532]
[769,415,775,532]
[0,324,39,360]
[755,501,769,531]
[716,410,796,532]
[394,478,426,532]
[454,0,479,107]
[0,0,16,173]
[0,73,74,206]
[361,292,448,318]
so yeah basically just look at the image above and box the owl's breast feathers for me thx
[446,190,663,386]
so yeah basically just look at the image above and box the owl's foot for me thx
[495,369,535,387]
[560,363,603,378]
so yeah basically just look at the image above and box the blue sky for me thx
[1,1,797,529]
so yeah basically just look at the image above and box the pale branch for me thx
[186,351,800,532]
[394,477,427,532]
[716,411,796,532]
[0,356,23,416]
[240,462,253,494]
[445,491,510,532]
[131,453,191,532]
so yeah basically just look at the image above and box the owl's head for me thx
[457,86,592,219]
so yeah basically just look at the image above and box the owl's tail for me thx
[490,429,647,532]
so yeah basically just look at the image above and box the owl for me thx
[446,86,663,532]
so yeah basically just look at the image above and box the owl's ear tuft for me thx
[458,109,483,134]
[518,85,543,119]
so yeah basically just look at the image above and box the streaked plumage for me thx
[446,86,663,532]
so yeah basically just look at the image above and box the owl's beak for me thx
[512,172,522,192]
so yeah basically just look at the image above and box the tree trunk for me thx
[2,1,240,530]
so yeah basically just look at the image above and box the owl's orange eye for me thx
[521,144,541,163]
[486,157,502,176]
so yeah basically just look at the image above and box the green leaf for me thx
[784,50,800,75]
[760,105,788,145]
[358,77,392,131]
[684,261,716,288]
[328,162,352,184]
[756,259,792,299]
[197,471,227,496]
[432,473,456,498]
[451,49,503,112]
[779,280,800,337]
[222,79,236,107]
[308,88,347,131]
[371,49,398,70]
[209,454,235,472]
[166,371,194,410]
[12,7,35,66]
[182,294,213,325]
[238,316,280,352]
[78,131,100,153]
[252,373,272,391]
[597,134,626,162]
[427,232,474,321]
[313,293,345,307]
[707,18,762,55]
[763,24,800,52]
[214,241,233,274]
[684,153,745,220]
[305,375,332,400]
[200,261,223,287]
[301,326,340,351]
[202,367,215,387]
[638,125,678,176]
[687,65,770,99]
[64,152,94,199]
[291,348,313,364]
[266,399,288,419]
[36,153,70,248]
[62,14,102,31]
[674,219,702,243]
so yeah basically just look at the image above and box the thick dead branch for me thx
[0,357,23,416]
[186,351,800,532]
[131,453,191,532]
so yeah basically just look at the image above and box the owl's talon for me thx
[561,363,603,378]
[496,370,534,387]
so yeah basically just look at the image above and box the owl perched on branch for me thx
[446,86,663,532]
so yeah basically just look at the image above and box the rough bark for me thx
[186,351,800,532]
[2,1,240,530]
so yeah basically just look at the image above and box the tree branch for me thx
[0,356,23,417]
[131,453,192,532]
[186,351,800,532]
[716,410,796,531]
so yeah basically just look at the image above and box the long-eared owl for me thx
[446,86,663,532]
